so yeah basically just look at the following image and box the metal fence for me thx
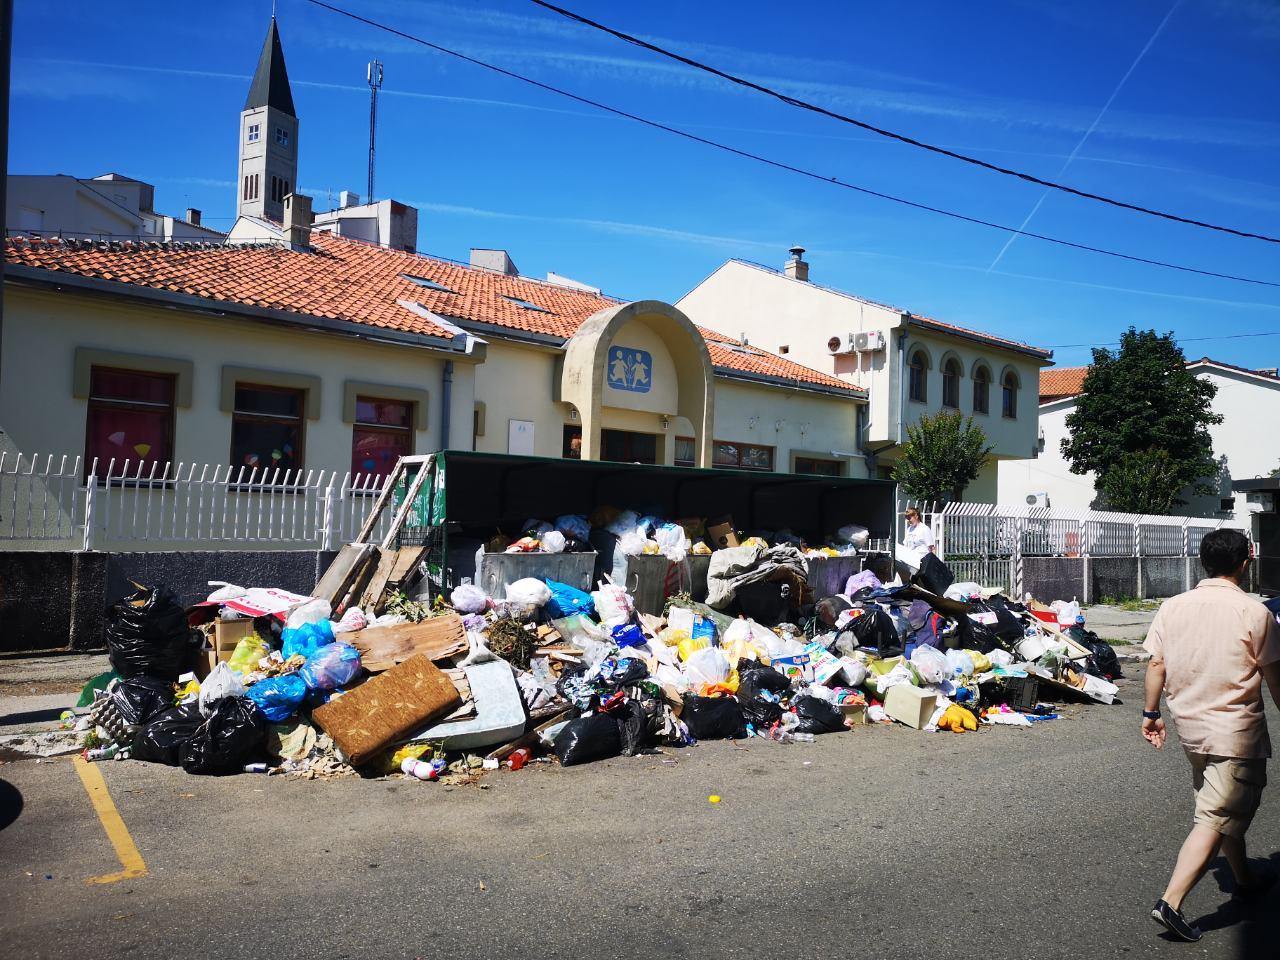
[0,452,393,551]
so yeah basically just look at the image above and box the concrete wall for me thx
[0,549,335,652]
[7,174,144,238]
[997,397,1098,510]
[677,259,1045,469]
[711,380,865,477]
[0,286,476,475]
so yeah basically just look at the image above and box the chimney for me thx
[185,208,201,226]
[470,248,520,276]
[339,190,360,209]
[284,193,313,249]
[784,245,809,282]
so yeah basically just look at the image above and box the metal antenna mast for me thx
[366,59,384,203]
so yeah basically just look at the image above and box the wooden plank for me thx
[338,614,468,673]
[353,461,405,545]
[336,553,378,617]
[313,542,375,608]
[312,654,462,767]
[387,545,428,586]
[359,547,399,611]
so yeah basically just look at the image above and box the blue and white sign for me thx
[607,347,652,393]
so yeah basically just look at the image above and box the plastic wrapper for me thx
[684,647,732,693]
[874,662,917,695]
[944,581,983,602]
[105,584,193,682]
[226,634,271,675]
[910,645,950,684]
[553,712,623,767]
[792,695,847,734]
[545,579,595,619]
[946,649,975,678]
[280,620,333,661]
[836,524,870,547]
[611,623,646,649]
[285,597,331,629]
[987,648,1014,669]
[335,606,369,632]
[246,673,308,723]
[618,531,654,557]
[299,642,362,690]
[131,703,203,766]
[555,514,591,541]
[592,583,635,627]
[199,661,247,717]
[540,530,567,554]
[180,696,266,775]
[206,581,246,603]
[654,523,691,562]
[506,578,552,608]
[682,694,743,740]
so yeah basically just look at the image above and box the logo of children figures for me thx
[608,348,652,393]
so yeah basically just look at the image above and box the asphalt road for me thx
[2,664,1278,960]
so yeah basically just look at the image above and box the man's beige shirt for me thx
[1144,578,1280,759]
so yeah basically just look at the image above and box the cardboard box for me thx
[883,684,938,729]
[214,618,256,654]
[706,516,740,550]
[838,701,867,725]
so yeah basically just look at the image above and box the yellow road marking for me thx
[71,756,148,884]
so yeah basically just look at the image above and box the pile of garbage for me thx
[70,535,1124,780]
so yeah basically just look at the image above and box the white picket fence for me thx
[0,452,394,551]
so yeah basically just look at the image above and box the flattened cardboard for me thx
[337,615,467,673]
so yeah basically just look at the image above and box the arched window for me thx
[908,350,928,403]
[942,358,961,409]
[972,366,990,414]
[1002,370,1019,419]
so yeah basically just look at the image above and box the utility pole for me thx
[366,59,383,203]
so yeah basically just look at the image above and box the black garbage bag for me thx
[554,712,623,767]
[738,694,783,730]
[914,553,955,597]
[791,695,847,735]
[615,700,651,757]
[1067,626,1124,680]
[108,675,176,727]
[105,584,194,681]
[605,658,649,689]
[737,662,791,699]
[814,596,854,629]
[131,703,203,766]
[849,606,900,653]
[980,595,1028,647]
[734,580,794,626]
[179,697,265,776]
[682,694,744,740]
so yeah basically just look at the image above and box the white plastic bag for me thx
[336,606,368,633]
[1052,599,1081,626]
[945,648,975,678]
[875,662,916,695]
[450,583,489,614]
[943,581,983,602]
[654,523,690,562]
[198,661,246,717]
[592,582,635,627]
[206,581,246,603]
[836,524,870,548]
[910,644,950,684]
[286,597,331,629]
[838,657,867,687]
[506,578,551,607]
[606,509,640,537]
[540,530,567,554]
[683,647,731,693]
[461,630,499,667]
[618,531,653,557]
[987,648,1014,669]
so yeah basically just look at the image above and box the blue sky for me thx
[10,0,1280,367]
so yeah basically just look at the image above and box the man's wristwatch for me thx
[1142,710,1162,721]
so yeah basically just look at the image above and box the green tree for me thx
[1096,448,1183,515]
[893,412,993,503]
[1062,328,1221,514]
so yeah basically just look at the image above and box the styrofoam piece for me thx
[414,659,526,750]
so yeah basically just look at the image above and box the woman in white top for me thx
[904,507,935,554]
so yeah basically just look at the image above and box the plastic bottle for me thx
[402,757,447,781]
[792,732,815,743]
[84,745,118,762]
[507,748,532,771]
[243,762,270,774]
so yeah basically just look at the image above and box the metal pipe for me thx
[441,360,453,450]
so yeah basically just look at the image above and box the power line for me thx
[530,0,1280,246]
[299,0,1280,289]
[1046,330,1280,348]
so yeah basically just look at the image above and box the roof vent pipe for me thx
[785,245,809,282]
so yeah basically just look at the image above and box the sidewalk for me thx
[0,650,109,736]
[1080,603,1159,646]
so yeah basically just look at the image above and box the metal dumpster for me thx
[805,555,862,599]
[619,553,712,616]
[475,551,598,597]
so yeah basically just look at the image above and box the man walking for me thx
[1142,528,1280,941]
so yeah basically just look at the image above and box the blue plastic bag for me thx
[611,623,646,648]
[300,643,362,691]
[544,579,596,619]
[692,616,718,644]
[554,514,591,541]
[246,673,307,723]
[281,619,334,660]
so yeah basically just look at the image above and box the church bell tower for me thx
[237,17,298,222]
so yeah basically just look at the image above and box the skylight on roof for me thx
[501,294,552,313]
[401,273,456,294]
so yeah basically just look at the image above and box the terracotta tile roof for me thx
[4,232,860,395]
[1040,366,1088,402]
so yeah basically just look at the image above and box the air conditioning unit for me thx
[827,334,855,355]
[1025,492,1050,508]
[853,330,886,352]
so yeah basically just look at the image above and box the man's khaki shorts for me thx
[1187,752,1268,838]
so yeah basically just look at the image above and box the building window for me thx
[908,350,928,403]
[795,456,842,476]
[247,123,260,143]
[85,367,175,477]
[674,436,696,467]
[779,345,790,355]
[269,176,290,204]
[1002,371,1019,419]
[243,174,260,202]
[973,367,990,414]
[942,358,961,409]
[602,430,658,465]
[230,384,304,474]
[276,127,289,147]
[714,441,774,472]
[352,397,413,479]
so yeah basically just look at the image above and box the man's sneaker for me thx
[1151,899,1203,942]
[1232,869,1277,902]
